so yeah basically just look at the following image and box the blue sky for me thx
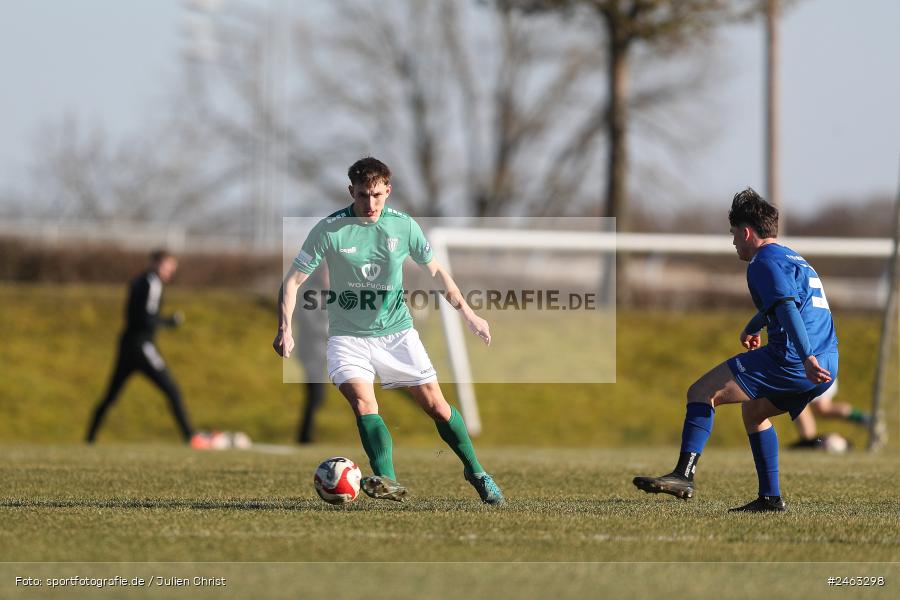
[1,0,897,218]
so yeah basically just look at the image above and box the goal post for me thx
[430,229,481,435]
[868,163,900,452]
[426,220,618,435]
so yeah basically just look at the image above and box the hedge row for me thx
[0,238,279,288]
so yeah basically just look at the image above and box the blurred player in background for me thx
[86,250,196,444]
[634,188,838,512]
[790,378,870,449]
[273,157,503,504]
[293,265,329,444]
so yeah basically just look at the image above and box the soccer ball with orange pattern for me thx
[313,457,362,505]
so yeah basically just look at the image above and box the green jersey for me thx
[293,205,433,337]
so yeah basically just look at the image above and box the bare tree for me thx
[175,2,342,210]
[514,0,741,228]
[25,113,242,229]
[181,0,613,217]
[173,0,730,221]
[306,0,733,219]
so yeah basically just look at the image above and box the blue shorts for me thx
[727,347,839,420]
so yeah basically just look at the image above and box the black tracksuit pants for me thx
[86,335,193,442]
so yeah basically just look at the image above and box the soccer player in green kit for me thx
[273,157,504,505]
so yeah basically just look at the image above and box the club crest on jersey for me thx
[361,263,381,281]
[386,237,399,252]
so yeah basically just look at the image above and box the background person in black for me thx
[86,250,194,443]
[292,265,329,444]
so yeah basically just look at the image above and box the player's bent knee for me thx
[686,383,701,404]
[338,384,379,416]
[686,381,714,406]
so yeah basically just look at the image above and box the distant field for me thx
[0,283,884,449]
[1,444,899,598]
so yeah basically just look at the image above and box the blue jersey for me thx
[747,243,838,364]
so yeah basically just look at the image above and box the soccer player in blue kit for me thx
[633,188,838,512]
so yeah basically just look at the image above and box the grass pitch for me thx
[3,443,900,562]
[3,445,900,598]
[2,283,897,597]
[0,445,900,561]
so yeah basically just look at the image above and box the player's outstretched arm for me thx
[273,266,310,358]
[740,311,766,349]
[419,259,491,346]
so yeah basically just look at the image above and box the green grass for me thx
[1,282,895,598]
[1,444,899,598]
[3,444,899,563]
[0,282,885,449]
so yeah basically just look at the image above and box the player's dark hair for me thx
[348,157,391,187]
[728,188,778,238]
[150,249,173,264]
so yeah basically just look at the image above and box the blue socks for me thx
[748,426,780,497]
[681,402,715,454]
[673,402,715,479]
[677,402,781,497]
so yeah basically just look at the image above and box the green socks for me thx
[357,408,483,480]
[848,408,868,424]
[356,414,396,480]
[436,407,484,474]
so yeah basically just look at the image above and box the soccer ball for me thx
[229,431,252,449]
[209,431,231,450]
[313,457,362,505]
[822,433,849,454]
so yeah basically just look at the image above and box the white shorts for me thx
[326,328,437,389]
[811,377,838,402]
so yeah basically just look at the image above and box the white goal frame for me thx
[429,228,893,436]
